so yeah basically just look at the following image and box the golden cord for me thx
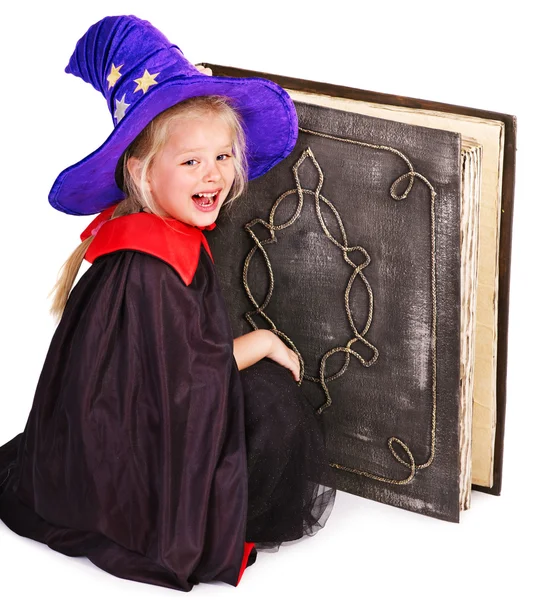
[241,126,438,485]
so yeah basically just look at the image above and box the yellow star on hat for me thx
[133,69,160,94]
[106,63,123,89]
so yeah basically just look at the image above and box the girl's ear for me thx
[126,156,148,188]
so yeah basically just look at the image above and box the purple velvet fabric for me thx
[49,15,298,216]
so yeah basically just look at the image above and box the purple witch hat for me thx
[48,15,298,216]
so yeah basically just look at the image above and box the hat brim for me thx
[48,75,298,215]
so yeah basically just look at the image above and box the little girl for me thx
[0,14,335,593]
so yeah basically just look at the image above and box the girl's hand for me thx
[194,64,213,76]
[265,332,301,382]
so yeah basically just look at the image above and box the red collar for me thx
[80,206,217,285]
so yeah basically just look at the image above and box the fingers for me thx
[266,335,301,382]
[289,349,301,382]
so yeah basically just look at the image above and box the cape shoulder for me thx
[80,206,216,286]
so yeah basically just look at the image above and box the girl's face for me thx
[143,113,235,227]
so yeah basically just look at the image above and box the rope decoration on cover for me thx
[241,126,438,485]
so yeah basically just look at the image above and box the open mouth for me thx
[192,190,220,208]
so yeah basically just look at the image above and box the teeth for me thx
[193,190,218,208]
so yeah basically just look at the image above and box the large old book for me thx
[202,63,516,523]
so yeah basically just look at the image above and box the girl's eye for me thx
[181,154,231,166]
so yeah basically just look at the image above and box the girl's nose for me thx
[203,161,223,182]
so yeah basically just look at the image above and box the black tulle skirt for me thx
[240,358,336,551]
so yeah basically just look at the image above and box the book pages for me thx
[459,142,482,509]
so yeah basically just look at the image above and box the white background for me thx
[0,1,551,598]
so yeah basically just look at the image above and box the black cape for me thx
[0,212,335,592]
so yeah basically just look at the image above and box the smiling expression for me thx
[140,113,236,227]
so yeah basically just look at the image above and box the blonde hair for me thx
[49,95,248,322]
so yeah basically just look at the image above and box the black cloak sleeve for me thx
[0,247,251,592]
